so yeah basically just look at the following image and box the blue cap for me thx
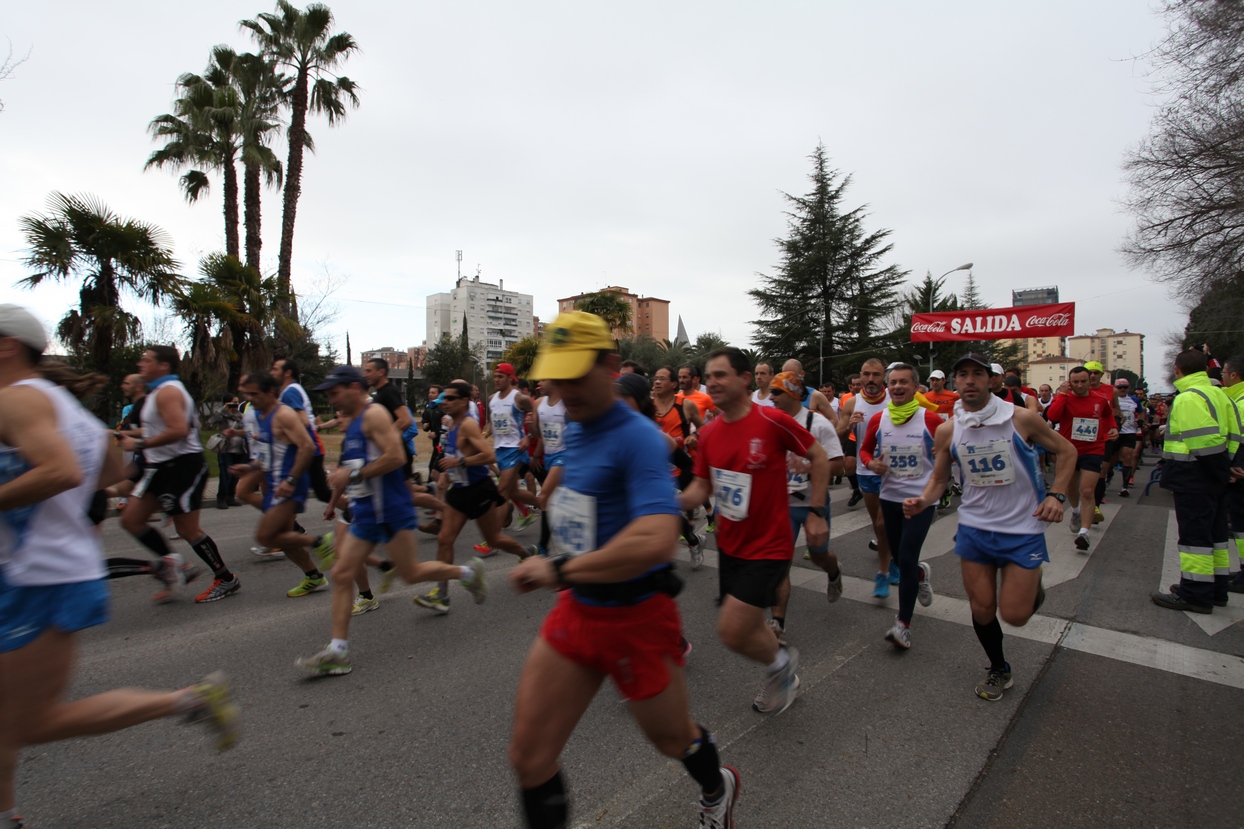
[312,365,367,391]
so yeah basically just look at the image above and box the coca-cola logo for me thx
[1025,313,1071,328]
[911,320,947,333]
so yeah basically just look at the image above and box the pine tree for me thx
[749,144,908,387]
[345,330,352,365]
[955,271,1023,368]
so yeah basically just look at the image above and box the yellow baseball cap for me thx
[1084,360,1104,372]
[530,311,615,380]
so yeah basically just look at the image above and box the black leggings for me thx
[879,499,935,625]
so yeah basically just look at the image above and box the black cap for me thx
[614,373,651,401]
[312,365,367,391]
[951,353,995,375]
[1004,375,1021,387]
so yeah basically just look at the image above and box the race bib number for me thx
[493,413,514,436]
[1071,417,1099,443]
[254,442,272,472]
[446,455,468,485]
[711,468,752,522]
[961,439,1014,487]
[885,443,924,479]
[787,469,809,494]
[343,458,370,500]
[540,421,564,454]
[132,466,157,499]
[550,488,597,556]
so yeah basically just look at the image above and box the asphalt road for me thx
[13,467,1244,828]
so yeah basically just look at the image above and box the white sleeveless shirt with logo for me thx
[141,378,203,463]
[0,378,107,585]
[537,397,567,456]
[852,393,890,479]
[874,410,937,503]
[950,412,1046,536]
[489,389,522,449]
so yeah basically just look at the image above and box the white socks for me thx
[330,638,349,655]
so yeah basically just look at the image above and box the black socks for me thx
[972,617,1006,672]
[681,726,725,799]
[520,771,567,829]
[134,525,172,559]
[189,534,231,579]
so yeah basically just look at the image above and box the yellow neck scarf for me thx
[888,398,921,425]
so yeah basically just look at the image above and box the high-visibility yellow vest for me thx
[1164,372,1239,464]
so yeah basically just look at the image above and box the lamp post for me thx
[929,262,973,377]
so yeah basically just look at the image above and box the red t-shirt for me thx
[694,405,815,560]
[1045,392,1116,456]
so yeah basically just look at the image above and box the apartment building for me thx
[426,275,536,365]
[556,286,670,341]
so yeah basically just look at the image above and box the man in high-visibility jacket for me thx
[1223,355,1244,594]
[1152,349,1244,613]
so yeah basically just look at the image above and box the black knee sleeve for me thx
[680,725,724,796]
[520,770,567,829]
[134,525,172,559]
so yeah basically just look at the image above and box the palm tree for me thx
[213,47,285,272]
[18,193,183,417]
[146,59,243,259]
[500,336,540,378]
[171,280,236,404]
[575,290,633,339]
[242,1,359,314]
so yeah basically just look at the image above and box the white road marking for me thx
[1160,510,1244,634]
[1061,622,1244,690]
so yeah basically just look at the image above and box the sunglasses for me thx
[440,395,462,402]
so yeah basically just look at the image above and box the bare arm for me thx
[0,386,84,509]
[808,390,836,426]
[678,475,711,512]
[836,397,857,440]
[683,398,703,430]
[439,417,497,471]
[1014,407,1074,521]
[98,436,127,490]
[393,405,414,433]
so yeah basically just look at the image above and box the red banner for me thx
[909,302,1075,342]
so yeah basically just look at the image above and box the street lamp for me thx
[929,262,973,377]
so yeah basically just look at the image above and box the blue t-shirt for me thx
[553,401,680,604]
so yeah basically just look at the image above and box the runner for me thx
[271,358,332,503]
[507,311,739,829]
[1113,377,1143,497]
[230,373,333,599]
[481,363,539,537]
[836,358,895,595]
[1084,360,1123,524]
[1151,349,1240,614]
[679,347,830,715]
[0,306,237,829]
[363,357,415,478]
[766,371,845,642]
[296,366,487,676]
[858,363,943,649]
[779,359,837,423]
[839,373,863,494]
[533,380,568,556]
[1044,367,1117,552]
[651,366,703,564]
[414,381,533,614]
[117,346,236,604]
[678,364,714,427]
[924,370,959,419]
[751,361,775,407]
[903,352,1075,699]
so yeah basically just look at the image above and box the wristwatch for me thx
[348,469,363,486]
[284,476,297,487]
[1047,492,1067,504]
[549,553,572,586]
[808,506,828,518]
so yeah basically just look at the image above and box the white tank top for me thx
[0,378,107,585]
[141,378,203,463]
[874,410,937,502]
[490,390,522,448]
[950,413,1046,536]
[853,393,890,478]
[537,397,568,456]
[751,390,775,408]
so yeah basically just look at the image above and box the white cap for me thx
[886,361,901,370]
[929,369,945,380]
[0,304,48,354]
[990,363,1004,376]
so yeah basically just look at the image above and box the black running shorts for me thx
[141,453,208,516]
[718,551,791,609]
[445,477,505,520]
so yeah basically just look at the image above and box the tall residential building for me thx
[426,275,536,365]
[1011,286,1060,307]
[1066,328,1145,378]
[555,286,670,341]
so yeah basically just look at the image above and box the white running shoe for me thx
[917,562,934,607]
[698,766,741,829]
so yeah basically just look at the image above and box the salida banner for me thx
[909,302,1075,343]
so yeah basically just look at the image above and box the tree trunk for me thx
[277,67,309,322]
[223,154,240,260]
[243,161,262,272]
[91,265,119,420]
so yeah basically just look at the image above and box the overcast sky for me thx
[1,1,1177,384]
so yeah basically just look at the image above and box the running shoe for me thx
[887,560,900,585]
[689,540,704,571]
[681,637,693,661]
[917,562,933,607]
[868,539,879,551]
[975,663,1013,701]
[1069,511,1081,534]
[287,575,328,597]
[872,572,890,599]
[195,576,241,603]
[186,671,239,752]
[461,557,489,604]
[418,519,442,535]
[379,564,398,594]
[521,544,539,560]
[698,766,741,829]
[938,490,953,510]
[1075,531,1090,552]
[312,532,336,572]
[413,587,450,614]
[705,517,716,534]
[767,618,787,647]
[181,561,202,584]
[251,545,284,558]
[352,594,380,616]
[752,647,800,715]
[516,510,539,530]
[473,542,496,557]
[884,620,912,650]
[847,490,863,508]
[1093,506,1104,525]
[295,646,352,677]
[1118,487,1130,498]
[826,569,843,603]
[152,553,187,603]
